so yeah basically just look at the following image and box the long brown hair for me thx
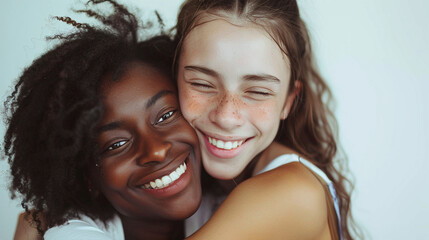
[174,0,360,239]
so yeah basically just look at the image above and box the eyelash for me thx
[103,139,128,154]
[247,91,272,96]
[190,82,213,89]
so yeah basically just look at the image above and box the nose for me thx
[136,136,172,166]
[209,92,244,130]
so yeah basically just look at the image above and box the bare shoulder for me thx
[188,162,331,240]
[245,161,329,228]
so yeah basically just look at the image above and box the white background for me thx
[0,0,428,239]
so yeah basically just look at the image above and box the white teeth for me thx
[217,140,225,148]
[155,179,163,188]
[169,171,179,181]
[161,176,172,185]
[208,137,244,150]
[144,162,187,189]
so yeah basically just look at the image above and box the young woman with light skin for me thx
[179,18,332,240]
[173,0,358,239]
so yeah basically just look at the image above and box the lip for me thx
[200,131,251,142]
[133,152,194,198]
[200,131,251,159]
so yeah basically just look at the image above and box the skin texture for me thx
[92,61,202,239]
[177,18,297,180]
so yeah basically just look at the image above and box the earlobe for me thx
[281,81,302,120]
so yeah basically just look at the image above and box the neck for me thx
[216,151,262,194]
[120,216,184,240]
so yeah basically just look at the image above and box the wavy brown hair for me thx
[174,0,360,239]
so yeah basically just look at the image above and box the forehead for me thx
[181,17,290,79]
[101,62,174,100]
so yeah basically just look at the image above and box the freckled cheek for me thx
[179,89,213,123]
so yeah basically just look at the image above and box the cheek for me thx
[179,88,210,122]
[99,161,131,190]
[247,100,279,124]
[174,119,200,147]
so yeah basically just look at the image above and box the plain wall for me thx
[0,0,428,239]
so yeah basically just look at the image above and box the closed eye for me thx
[247,91,272,96]
[190,82,213,89]
[243,86,276,101]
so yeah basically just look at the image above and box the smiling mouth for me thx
[140,161,187,190]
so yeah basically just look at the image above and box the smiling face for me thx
[177,17,296,180]
[93,61,201,221]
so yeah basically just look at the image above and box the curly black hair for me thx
[2,0,175,234]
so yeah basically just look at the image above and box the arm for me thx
[186,163,331,240]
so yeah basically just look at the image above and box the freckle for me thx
[232,96,242,117]
[249,103,272,122]
[185,94,204,114]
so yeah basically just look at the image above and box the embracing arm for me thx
[186,163,332,240]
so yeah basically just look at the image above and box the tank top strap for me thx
[256,154,332,183]
[255,154,343,240]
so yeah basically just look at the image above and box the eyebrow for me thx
[98,121,122,133]
[98,90,175,133]
[184,65,220,78]
[243,74,280,83]
[145,90,175,109]
[184,65,280,83]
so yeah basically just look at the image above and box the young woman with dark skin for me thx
[90,59,202,240]
[4,1,201,239]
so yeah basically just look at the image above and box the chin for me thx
[168,193,202,220]
[203,160,242,180]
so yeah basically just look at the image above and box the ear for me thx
[281,80,302,120]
